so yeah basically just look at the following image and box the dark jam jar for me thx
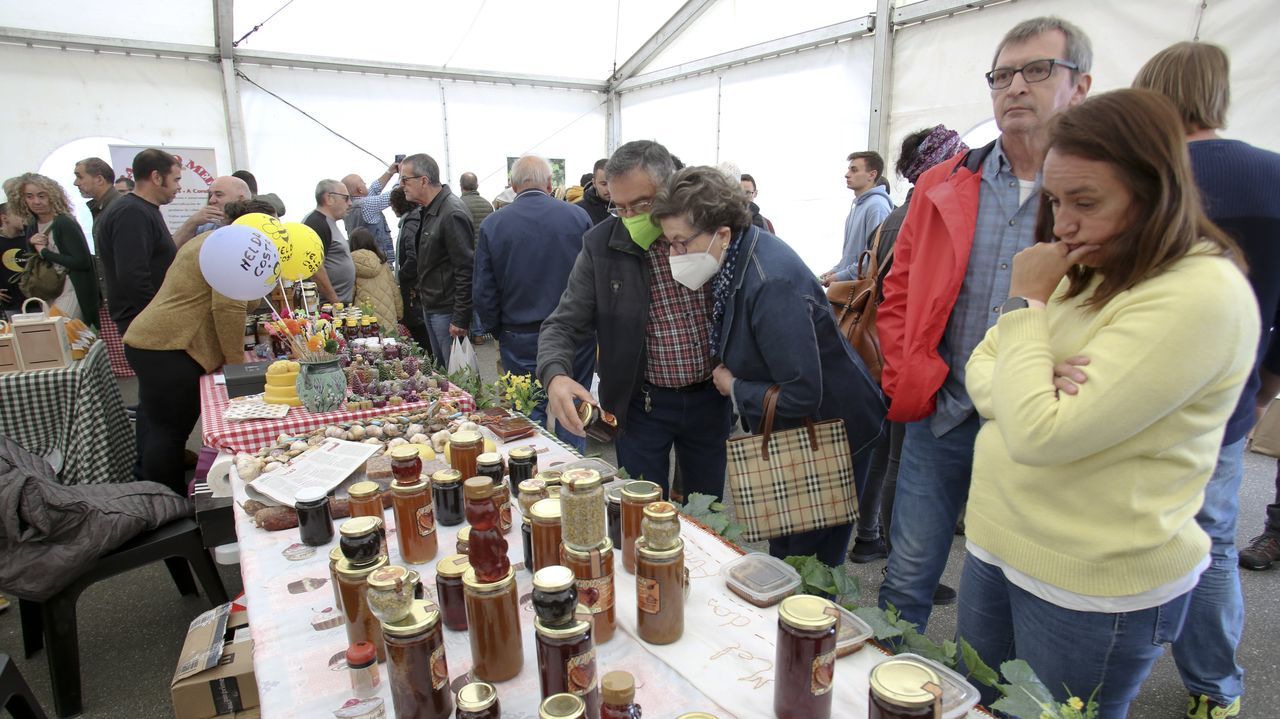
[600,670,641,719]
[534,613,598,718]
[455,681,501,719]
[382,600,453,719]
[434,554,471,631]
[577,403,618,443]
[774,595,838,719]
[508,445,538,493]
[390,444,424,487]
[340,516,384,565]
[561,540,615,644]
[464,477,511,583]
[605,484,622,549]
[462,567,523,682]
[432,469,465,526]
[868,659,943,719]
[295,486,334,546]
[532,565,578,628]
[476,452,504,487]
[540,693,586,719]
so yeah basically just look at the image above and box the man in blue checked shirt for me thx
[343,163,399,266]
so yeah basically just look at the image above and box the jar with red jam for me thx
[449,430,483,481]
[434,554,471,632]
[389,444,424,486]
[561,540,616,644]
[464,477,510,583]
[774,595,838,719]
[347,481,384,519]
[868,659,943,719]
[620,481,661,574]
[530,497,563,573]
[382,600,453,719]
[462,567,523,682]
[534,616,598,718]
[455,681,501,719]
[392,478,438,564]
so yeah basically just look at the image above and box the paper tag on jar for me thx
[637,576,660,614]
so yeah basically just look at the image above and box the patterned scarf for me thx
[902,125,968,184]
[709,227,747,360]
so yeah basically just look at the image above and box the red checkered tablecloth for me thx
[199,373,475,454]
[97,306,134,378]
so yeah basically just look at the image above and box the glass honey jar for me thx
[392,477,437,564]
[868,659,943,719]
[462,567,523,682]
[382,600,453,719]
[530,497,563,573]
[635,537,684,645]
[390,444,424,487]
[620,481,661,574]
[347,481,384,519]
[449,430,483,481]
[561,540,616,644]
[775,595,839,719]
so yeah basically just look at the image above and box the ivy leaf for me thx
[783,555,813,573]
[830,568,860,600]
[680,492,718,517]
[1000,659,1054,701]
[959,639,1001,688]
[940,640,959,668]
[992,692,1052,719]
[801,560,837,595]
[902,629,953,664]
[722,522,746,543]
[852,606,904,640]
[700,512,730,533]
[709,501,726,512]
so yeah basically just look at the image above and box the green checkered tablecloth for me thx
[0,341,136,484]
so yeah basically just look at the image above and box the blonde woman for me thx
[3,173,98,324]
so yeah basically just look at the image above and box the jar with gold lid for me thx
[449,430,483,481]
[540,693,586,719]
[868,659,943,719]
[635,537,684,645]
[476,451,504,487]
[392,477,437,564]
[519,479,549,571]
[560,468,605,551]
[775,595,839,719]
[455,681,500,719]
[456,526,472,557]
[640,501,680,551]
[530,497,563,573]
[347,481,383,519]
[561,540,616,644]
[600,670,641,719]
[577,403,618,443]
[534,612,598,718]
[336,554,389,662]
[434,554,471,631]
[431,468,465,526]
[366,564,415,623]
[508,445,538,492]
[620,481,661,574]
[462,567,523,681]
[389,444,423,486]
[340,515,385,565]
[382,599,452,719]
[535,469,563,492]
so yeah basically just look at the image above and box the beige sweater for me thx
[123,232,249,372]
[351,249,403,325]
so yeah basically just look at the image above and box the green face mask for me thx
[621,212,662,251]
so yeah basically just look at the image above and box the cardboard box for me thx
[172,603,258,719]
[224,361,271,399]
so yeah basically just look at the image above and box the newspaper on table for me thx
[249,438,380,505]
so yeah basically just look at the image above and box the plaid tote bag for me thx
[726,385,859,543]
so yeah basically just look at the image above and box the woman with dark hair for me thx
[350,226,402,327]
[957,89,1258,717]
[650,166,885,567]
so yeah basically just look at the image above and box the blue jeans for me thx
[499,329,596,453]
[614,383,732,501]
[957,553,1191,719]
[1173,437,1246,704]
[421,310,454,370]
[879,412,979,629]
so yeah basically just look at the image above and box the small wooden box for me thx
[0,321,21,374]
[12,298,71,372]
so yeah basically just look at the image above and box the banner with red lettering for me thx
[108,145,218,235]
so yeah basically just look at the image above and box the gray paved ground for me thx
[1,338,1275,717]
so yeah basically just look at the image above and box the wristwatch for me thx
[999,297,1031,316]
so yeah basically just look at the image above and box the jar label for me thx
[566,646,598,696]
[637,577,660,614]
[577,575,614,613]
[498,499,512,532]
[416,505,436,537]
[810,648,836,696]
[430,643,449,690]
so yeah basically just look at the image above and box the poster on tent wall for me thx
[108,145,217,235]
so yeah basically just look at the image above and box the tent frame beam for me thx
[866,0,893,157]
[214,0,249,170]
[611,0,717,85]
[893,0,1012,27]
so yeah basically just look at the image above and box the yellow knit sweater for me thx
[965,248,1258,597]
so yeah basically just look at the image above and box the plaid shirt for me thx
[644,241,714,387]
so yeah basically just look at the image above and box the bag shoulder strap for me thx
[855,223,884,281]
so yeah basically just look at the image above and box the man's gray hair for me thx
[510,155,553,190]
[993,16,1092,75]
[604,140,675,187]
[314,179,344,205]
[401,153,442,186]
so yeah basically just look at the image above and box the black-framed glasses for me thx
[607,199,655,218]
[985,58,1079,89]
[400,175,425,184]
[327,191,351,201]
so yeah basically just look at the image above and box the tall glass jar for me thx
[868,659,943,719]
[508,445,537,493]
[635,538,684,645]
[347,481,384,519]
[561,540,616,644]
[519,479,549,572]
[431,468,465,526]
[534,617,598,718]
[336,555,389,662]
[462,567,523,682]
[328,547,344,608]
[530,497,563,573]
[390,444,424,487]
[449,430,483,481]
[464,477,510,583]
[455,681,501,719]
[560,469,605,552]
[774,595,839,719]
[434,554,471,632]
[605,484,623,550]
[620,481,661,574]
[392,478,438,564]
[640,502,680,551]
[382,600,453,719]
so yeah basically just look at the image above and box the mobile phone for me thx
[395,154,405,163]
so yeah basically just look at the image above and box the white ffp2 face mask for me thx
[669,239,724,290]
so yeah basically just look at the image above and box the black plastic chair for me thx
[18,517,228,718]
[0,654,48,719]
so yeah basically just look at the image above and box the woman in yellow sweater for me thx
[959,89,1258,718]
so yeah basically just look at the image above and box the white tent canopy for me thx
[2,0,1276,271]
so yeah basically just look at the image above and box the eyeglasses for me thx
[607,199,654,218]
[985,58,1079,89]
[667,230,709,255]
[327,191,351,201]
[400,175,425,184]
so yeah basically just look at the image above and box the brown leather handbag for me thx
[826,225,885,383]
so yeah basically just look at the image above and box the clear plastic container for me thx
[720,553,801,607]
[833,604,873,657]
[892,654,981,719]
[558,457,619,483]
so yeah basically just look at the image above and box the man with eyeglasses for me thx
[537,140,734,501]
[876,16,1092,630]
[739,173,774,234]
[303,179,357,305]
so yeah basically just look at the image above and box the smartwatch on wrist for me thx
[999,296,1031,316]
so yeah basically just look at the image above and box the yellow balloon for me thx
[279,222,325,281]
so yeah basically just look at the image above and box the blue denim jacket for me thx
[717,226,886,461]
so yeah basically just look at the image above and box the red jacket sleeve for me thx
[877,184,923,403]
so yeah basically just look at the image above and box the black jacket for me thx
[576,182,611,226]
[412,186,475,328]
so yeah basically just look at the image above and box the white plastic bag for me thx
[448,336,480,377]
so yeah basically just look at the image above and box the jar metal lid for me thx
[329,547,344,562]
[532,565,575,592]
[533,615,592,640]
[530,497,563,522]
[340,515,381,538]
[540,693,586,719]
[432,468,463,485]
[347,481,380,499]
[621,480,662,502]
[576,402,597,424]
[601,670,635,706]
[674,714,720,719]
[463,476,494,500]
[636,537,684,560]
[778,595,838,631]
[391,478,428,495]
[643,501,677,520]
[366,564,409,591]
[869,659,943,708]
[455,682,498,711]
[295,486,328,505]
[518,478,547,495]
[451,430,482,447]
[457,526,471,542]
[380,599,441,636]
[435,553,471,578]
[388,445,419,460]
[535,469,563,486]
[562,468,602,491]
[336,554,388,578]
[561,538,613,561]
[477,452,502,466]
[509,445,536,461]
[462,566,516,593]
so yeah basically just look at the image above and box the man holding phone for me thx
[342,160,400,266]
